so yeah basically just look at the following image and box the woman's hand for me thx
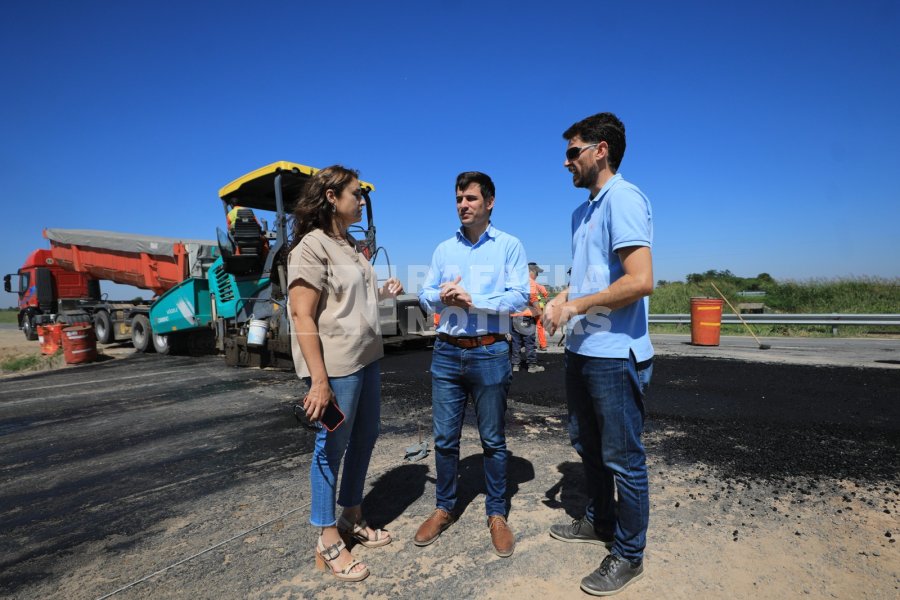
[304,381,336,422]
[379,277,404,300]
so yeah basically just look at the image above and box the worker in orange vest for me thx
[510,262,549,372]
[529,263,550,349]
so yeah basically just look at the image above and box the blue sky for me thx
[2,0,898,307]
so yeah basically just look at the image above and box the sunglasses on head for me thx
[565,143,599,161]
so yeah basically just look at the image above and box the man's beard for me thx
[573,162,599,189]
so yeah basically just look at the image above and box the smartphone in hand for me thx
[321,400,345,432]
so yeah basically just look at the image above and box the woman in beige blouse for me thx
[288,165,403,582]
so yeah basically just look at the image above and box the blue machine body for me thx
[206,255,275,322]
[149,277,213,333]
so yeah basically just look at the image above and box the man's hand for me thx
[543,298,577,335]
[439,275,473,309]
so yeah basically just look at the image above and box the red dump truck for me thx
[4,229,218,350]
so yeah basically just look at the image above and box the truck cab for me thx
[4,249,97,340]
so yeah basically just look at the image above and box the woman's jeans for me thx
[307,360,381,527]
[564,350,653,563]
[430,338,511,517]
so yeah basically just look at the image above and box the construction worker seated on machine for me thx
[227,205,270,259]
[217,205,270,276]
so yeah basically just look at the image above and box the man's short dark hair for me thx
[563,112,627,172]
[456,171,495,199]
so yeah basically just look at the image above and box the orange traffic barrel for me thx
[690,297,724,346]
[38,323,66,355]
[62,325,98,365]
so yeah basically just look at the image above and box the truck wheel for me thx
[152,332,183,355]
[131,314,155,353]
[23,316,38,341]
[94,310,114,344]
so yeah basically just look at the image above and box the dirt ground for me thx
[257,408,899,600]
[252,414,898,600]
[1,328,898,599]
[0,326,54,364]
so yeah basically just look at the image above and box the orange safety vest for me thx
[512,279,549,318]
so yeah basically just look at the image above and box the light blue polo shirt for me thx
[565,173,654,361]
[419,223,529,336]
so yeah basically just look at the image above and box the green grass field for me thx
[0,309,19,324]
[649,276,899,337]
[649,276,898,314]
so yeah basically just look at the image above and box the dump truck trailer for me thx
[4,229,218,352]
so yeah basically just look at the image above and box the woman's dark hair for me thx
[563,112,627,172]
[290,165,359,248]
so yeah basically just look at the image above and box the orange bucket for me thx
[62,325,98,365]
[38,323,66,355]
[690,297,724,346]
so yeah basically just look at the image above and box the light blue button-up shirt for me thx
[419,223,529,336]
[565,173,654,361]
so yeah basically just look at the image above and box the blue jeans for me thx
[430,338,511,516]
[307,360,381,527]
[564,350,653,563]
[510,316,537,366]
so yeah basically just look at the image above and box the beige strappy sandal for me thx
[315,536,369,582]
[337,515,392,548]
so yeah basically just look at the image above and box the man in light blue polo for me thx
[415,171,529,558]
[544,112,654,596]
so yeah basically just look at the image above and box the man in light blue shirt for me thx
[415,171,528,558]
[544,113,654,596]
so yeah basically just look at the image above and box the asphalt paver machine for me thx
[154,160,426,368]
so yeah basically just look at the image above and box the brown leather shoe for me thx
[488,515,515,557]
[413,508,455,546]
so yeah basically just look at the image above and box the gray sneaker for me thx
[527,364,545,373]
[580,554,644,596]
[512,364,520,372]
[549,516,613,546]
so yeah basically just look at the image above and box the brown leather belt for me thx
[437,332,504,349]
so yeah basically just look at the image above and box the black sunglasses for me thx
[565,143,599,161]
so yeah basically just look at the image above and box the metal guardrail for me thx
[649,314,900,326]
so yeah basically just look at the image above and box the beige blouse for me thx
[287,228,384,378]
